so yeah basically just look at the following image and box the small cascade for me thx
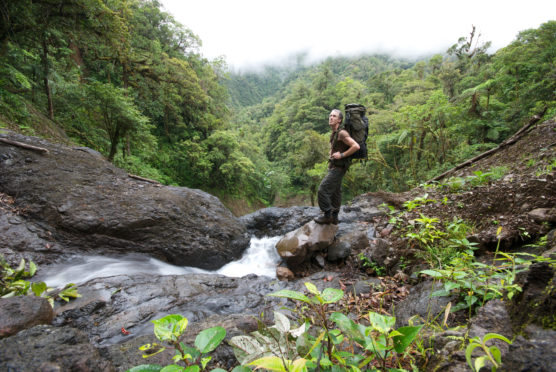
[36,236,282,288]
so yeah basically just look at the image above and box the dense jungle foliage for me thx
[1,0,554,213]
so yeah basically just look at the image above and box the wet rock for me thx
[0,131,249,270]
[52,273,288,347]
[528,207,556,223]
[240,206,320,237]
[502,325,556,372]
[276,221,337,267]
[276,266,295,281]
[0,324,114,371]
[393,280,454,328]
[327,228,369,262]
[0,296,54,338]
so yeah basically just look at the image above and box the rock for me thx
[0,325,114,371]
[0,131,249,270]
[502,325,556,372]
[327,240,351,262]
[528,208,556,223]
[276,266,295,281]
[327,228,369,262]
[275,221,338,266]
[240,206,320,237]
[366,237,391,268]
[393,280,454,328]
[0,296,54,338]
[347,278,382,295]
[51,273,288,347]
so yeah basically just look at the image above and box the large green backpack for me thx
[343,103,368,159]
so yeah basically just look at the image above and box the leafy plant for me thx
[230,282,422,372]
[129,314,227,372]
[0,255,80,306]
[465,333,512,372]
[402,194,436,211]
[406,215,476,268]
[358,253,386,276]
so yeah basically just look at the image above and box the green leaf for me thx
[273,311,290,333]
[152,315,188,342]
[304,282,320,295]
[269,289,311,304]
[368,312,395,334]
[330,312,365,344]
[126,365,163,372]
[29,261,37,276]
[181,366,198,372]
[249,356,288,372]
[31,281,47,297]
[474,356,487,372]
[230,367,251,372]
[321,288,344,303]
[465,343,481,370]
[194,326,225,353]
[483,333,512,345]
[392,325,423,353]
[419,269,444,278]
[490,345,502,365]
[291,358,308,372]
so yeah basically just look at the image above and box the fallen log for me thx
[0,138,49,154]
[429,110,546,182]
[128,174,160,184]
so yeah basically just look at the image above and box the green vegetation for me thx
[465,333,512,372]
[229,282,422,372]
[1,0,554,210]
[0,255,80,307]
[129,314,228,372]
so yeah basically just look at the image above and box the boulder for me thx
[0,131,249,270]
[0,324,114,371]
[276,221,338,266]
[276,266,295,281]
[0,296,54,338]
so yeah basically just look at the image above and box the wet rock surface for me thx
[0,296,54,338]
[1,119,555,371]
[0,131,249,270]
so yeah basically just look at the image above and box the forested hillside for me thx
[1,0,554,214]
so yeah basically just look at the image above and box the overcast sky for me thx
[160,0,555,71]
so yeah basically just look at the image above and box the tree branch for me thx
[0,138,49,154]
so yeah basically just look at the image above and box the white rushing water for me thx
[37,236,282,288]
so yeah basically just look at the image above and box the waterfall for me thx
[36,236,282,288]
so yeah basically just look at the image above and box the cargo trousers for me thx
[317,166,347,214]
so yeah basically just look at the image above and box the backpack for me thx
[343,103,369,159]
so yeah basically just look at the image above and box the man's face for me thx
[329,110,341,129]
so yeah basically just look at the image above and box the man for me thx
[314,109,360,224]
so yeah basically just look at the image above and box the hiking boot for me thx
[332,212,339,225]
[314,212,334,224]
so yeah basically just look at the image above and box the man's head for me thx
[329,109,343,130]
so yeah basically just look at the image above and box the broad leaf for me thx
[321,288,343,304]
[126,365,163,372]
[269,289,311,304]
[249,356,288,372]
[273,311,290,333]
[31,281,47,297]
[152,315,187,342]
[392,325,423,353]
[330,312,365,344]
[195,326,226,353]
[368,312,395,333]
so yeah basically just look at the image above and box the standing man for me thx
[315,109,360,224]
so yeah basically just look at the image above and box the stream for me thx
[36,235,282,288]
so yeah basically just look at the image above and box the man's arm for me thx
[330,130,360,159]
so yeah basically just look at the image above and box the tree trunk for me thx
[108,125,121,161]
[42,37,54,120]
